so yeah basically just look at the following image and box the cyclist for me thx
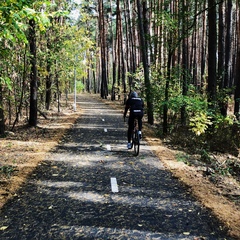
[123,91,144,149]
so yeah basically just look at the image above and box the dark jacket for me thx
[124,97,144,117]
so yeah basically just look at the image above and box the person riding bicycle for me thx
[123,91,144,149]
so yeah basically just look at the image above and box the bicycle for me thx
[130,118,140,156]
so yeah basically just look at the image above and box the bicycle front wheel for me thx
[133,130,140,156]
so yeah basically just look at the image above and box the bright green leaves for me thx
[60,25,95,83]
[189,112,212,136]
[0,1,68,43]
[0,1,30,43]
[0,77,12,91]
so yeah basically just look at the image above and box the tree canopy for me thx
[0,0,240,155]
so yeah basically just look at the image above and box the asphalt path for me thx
[0,94,233,239]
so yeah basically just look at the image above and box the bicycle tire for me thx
[133,130,140,156]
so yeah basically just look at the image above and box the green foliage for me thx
[199,149,211,164]
[152,66,211,136]
[0,77,12,91]
[0,165,16,178]
[127,65,145,92]
[207,116,240,155]
[216,86,233,105]
[189,112,212,136]
[76,81,85,93]
[213,114,236,128]
[151,63,239,140]
[176,153,190,165]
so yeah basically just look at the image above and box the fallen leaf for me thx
[0,226,8,231]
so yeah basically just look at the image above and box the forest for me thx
[0,0,240,158]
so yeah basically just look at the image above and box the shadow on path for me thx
[0,94,233,239]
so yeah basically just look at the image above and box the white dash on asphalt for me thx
[102,119,105,121]
[106,144,111,151]
[104,128,108,132]
[111,177,119,193]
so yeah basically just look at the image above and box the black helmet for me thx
[130,91,138,98]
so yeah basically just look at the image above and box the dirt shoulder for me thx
[0,102,82,209]
[146,135,240,239]
[0,94,240,239]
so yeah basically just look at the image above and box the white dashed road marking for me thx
[110,177,119,193]
[106,144,111,151]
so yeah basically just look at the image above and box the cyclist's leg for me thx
[135,111,143,131]
[138,117,142,131]
[137,112,143,138]
[127,114,134,148]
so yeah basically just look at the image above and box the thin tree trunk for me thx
[220,0,232,116]
[163,49,172,134]
[136,0,154,125]
[45,36,52,110]
[181,0,188,126]
[234,1,240,119]
[0,82,4,135]
[207,0,217,106]
[99,0,108,99]
[110,0,116,100]
[28,19,38,127]
[45,62,52,110]
[123,0,131,93]
[218,0,224,86]
[56,71,60,112]
[200,0,207,90]
[12,48,28,131]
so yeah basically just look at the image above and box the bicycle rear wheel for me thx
[133,130,140,156]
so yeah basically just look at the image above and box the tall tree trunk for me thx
[207,0,217,106]
[99,0,108,99]
[217,2,226,115]
[0,82,4,135]
[190,1,198,86]
[118,2,126,97]
[116,0,121,88]
[200,0,207,90]
[123,0,132,92]
[45,60,52,110]
[181,0,188,126]
[56,71,60,113]
[128,0,136,78]
[220,0,232,116]
[12,48,28,131]
[136,0,154,125]
[163,48,172,135]
[110,0,116,100]
[45,37,52,110]
[235,51,240,119]
[234,1,240,119]
[218,0,224,89]
[28,19,38,127]
[92,63,96,94]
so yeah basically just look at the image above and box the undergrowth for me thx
[165,122,240,179]
[0,165,16,178]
